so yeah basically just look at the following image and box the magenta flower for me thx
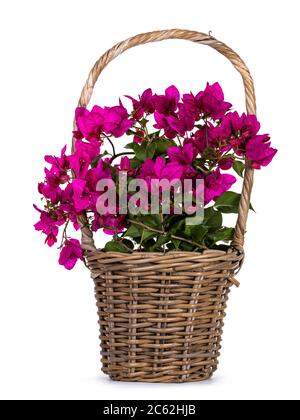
[86,159,112,191]
[38,179,61,204]
[167,104,195,136]
[218,158,234,170]
[35,83,276,265]
[246,134,277,169]
[153,85,180,115]
[182,83,231,120]
[103,215,127,235]
[103,103,133,137]
[69,139,100,179]
[44,145,70,175]
[199,82,232,119]
[139,157,183,188]
[92,214,126,235]
[153,112,177,139]
[204,169,236,204]
[59,239,83,270]
[126,88,155,120]
[133,129,145,144]
[75,106,106,141]
[72,179,90,212]
[120,156,131,171]
[167,143,197,177]
[59,184,80,230]
[34,206,65,247]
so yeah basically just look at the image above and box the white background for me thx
[0,0,299,401]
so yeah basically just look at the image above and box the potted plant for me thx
[34,29,276,382]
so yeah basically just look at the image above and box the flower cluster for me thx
[34,83,277,269]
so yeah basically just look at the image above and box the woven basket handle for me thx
[73,29,256,254]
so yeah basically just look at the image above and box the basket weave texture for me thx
[73,29,256,382]
[88,250,242,382]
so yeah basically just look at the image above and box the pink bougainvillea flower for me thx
[34,83,276,266]
[69,139,100,179]
[120,156,131,171]
[133,129,145,144]
[168,143,195,165]
[72,179,90,212]
[153,85,180,115]
[59,184,80,230]
[34,205,65,247]
[153,156,183,181]
[86,159,112,191]
[74,138,100,160]
[223,112,261,151]
[126,88,155,120]
[92,214,126,235]
[38,180,61,205]
[167,104,195,136]
[167,143,197,177]
[218,157,234,170]
[182,92,201,120]
[44,145,70,174]
[58,239,83,270]
[182,83,231,120]
[103,102,133,137]
[75,106,106,141]
[240,114,260,139]
[245,134,277,169]
[103,215,127,235]
[38,162,67,204]
[188,129,209,154]
[199,82,232,119]
[204,169,236,204]
[139,157,183,188]
[153,112,177,139]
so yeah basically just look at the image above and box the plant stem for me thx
[110,151,135,163]
[102,133,116,157]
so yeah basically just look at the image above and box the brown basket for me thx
[73,29,256,383]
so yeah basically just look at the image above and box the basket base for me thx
[103,371,215,383]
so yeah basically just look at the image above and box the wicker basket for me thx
[73,29,256,383]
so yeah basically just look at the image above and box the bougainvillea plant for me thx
[34,83,277,269]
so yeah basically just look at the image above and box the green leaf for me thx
[124,142,136,150]
[141,230,156,242]
[203,207,223,230]
[215,191,254,213]
[169,219,185,235]
[122,239,134,250]
[207,227,235,243]
[180,241,195,251]
[124,225,141,238]
[140,118,149,127]
[150,235,170,251]
[146,142,156,159]
[185,224,208,242]
[134,144,147,161]
[126,141,156,161]
[104,241,129,253]
[155,138,176,155]
[214,192,241,214]
[129,157,141,169]
[233,161,245,177]
[171,238,181,250]
[140,214,163,229]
